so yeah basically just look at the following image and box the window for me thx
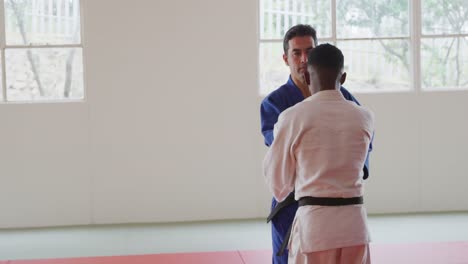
[259,0,468,95]
[420,0,468,90]
[0,0,84,102]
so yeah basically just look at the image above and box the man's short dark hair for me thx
[283,24,317,54]
[307,43,344,74]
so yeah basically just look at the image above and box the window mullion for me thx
[259,39,284,43]
[331,0,336,45]
[410,0,422,93]
[1,49,5,102]
[5,44,83,49]
[0,1,5,48]
[0,1,7,102]
[78,0,86,101]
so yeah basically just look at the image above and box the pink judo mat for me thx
[1,241,467,264]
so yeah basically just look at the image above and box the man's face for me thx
[283,36,316,85]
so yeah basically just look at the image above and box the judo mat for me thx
[1,241,467,264]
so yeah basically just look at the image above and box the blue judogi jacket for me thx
[261,76,372,177]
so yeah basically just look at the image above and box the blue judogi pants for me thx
[270,197,298,264]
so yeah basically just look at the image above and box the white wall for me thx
[358,92,468,214]
[0,0,467,229]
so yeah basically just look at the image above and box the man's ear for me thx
[283,53,289,66]
[340,72,347,85]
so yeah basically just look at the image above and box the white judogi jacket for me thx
[263,89,374,253]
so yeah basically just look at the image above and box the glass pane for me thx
[422,0,468,35]
[336,0,409,38]
[337,39,411,92]
[5,48,84,101]
[259,42,290,95]
[260,0,331,39]
[4,0,81,45]
[421,37,468,90]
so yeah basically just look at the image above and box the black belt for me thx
[299,196,363,207]
[268,166,368,223]
[276,196,364,256]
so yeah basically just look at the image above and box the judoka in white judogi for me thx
[264,44,374,264]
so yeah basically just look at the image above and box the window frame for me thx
[0,0,86,103]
